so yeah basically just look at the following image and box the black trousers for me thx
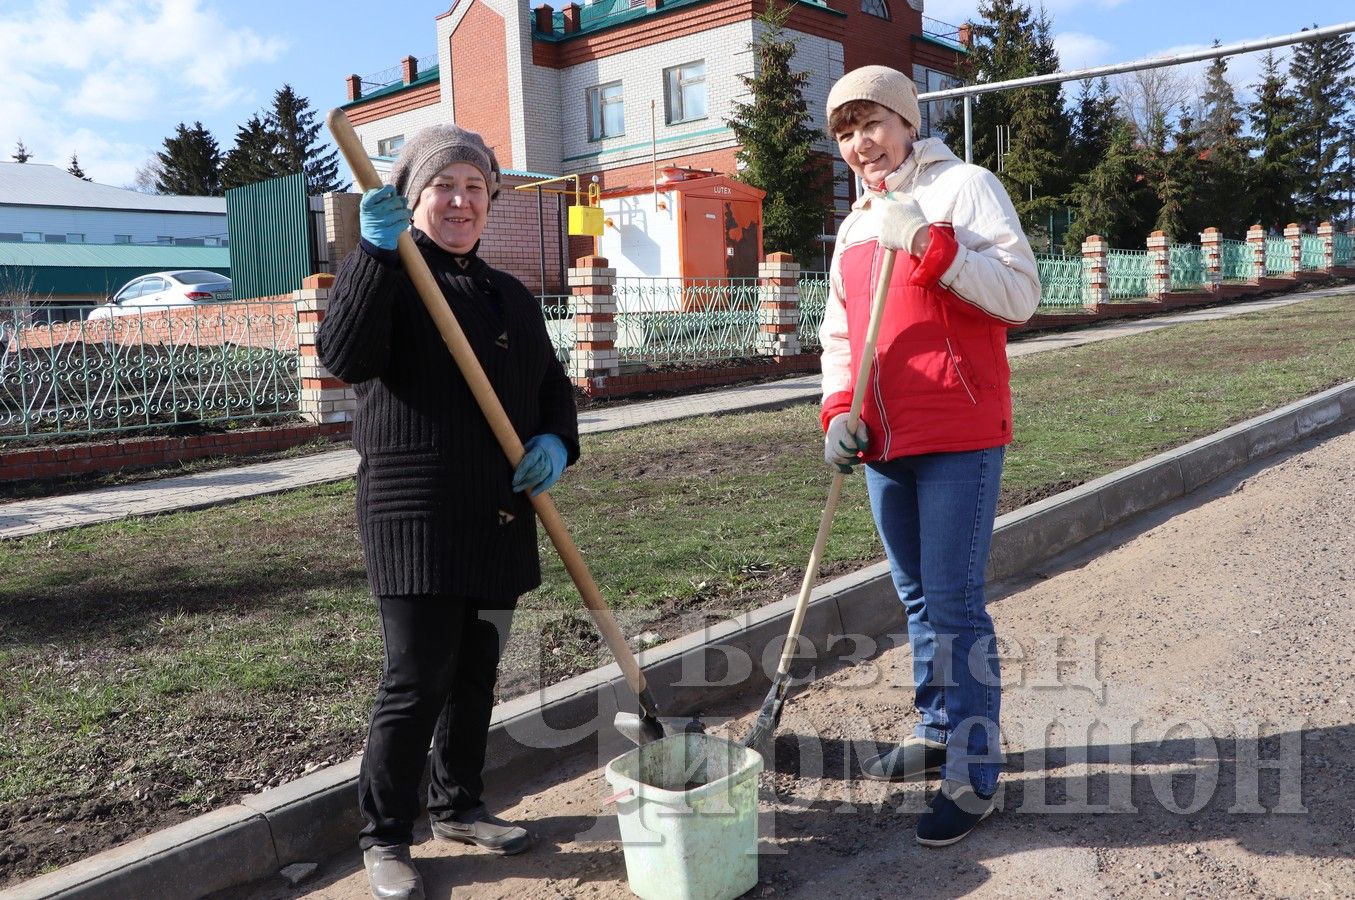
[358,594,515,849]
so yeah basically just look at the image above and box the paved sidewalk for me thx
[0,288,1341,541]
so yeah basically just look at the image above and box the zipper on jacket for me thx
[946,338,978,405]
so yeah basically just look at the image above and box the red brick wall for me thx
[452,1,513,168]
[346,82,441,126]
[481,175,569,294]
[9,298,296,353]
[0,422,350,483]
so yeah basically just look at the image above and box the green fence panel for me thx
[1221,239,1255,282]
[0,300,298,440]
[612,277,760,364]
[797,273,829,350]
[226,173,314,300]
[1035,254,1086,309]
[1169,244,1206,291]
[1336,232,1355,268]
[1300,234,1325,271]
[1265,237,1294,274]
[1107,249,1148,300]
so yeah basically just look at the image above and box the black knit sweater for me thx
[316,232,579,599]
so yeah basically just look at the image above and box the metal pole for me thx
[963,94,973,163]
[919,20,1355,104]
[537,185,546,297]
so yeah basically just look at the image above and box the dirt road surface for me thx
[253,423,1355,899]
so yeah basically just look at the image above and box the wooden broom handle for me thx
[774,248,896,676]
[326,109,650,699]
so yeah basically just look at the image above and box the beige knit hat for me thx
[826,65,921,131]
[388,124,501,206]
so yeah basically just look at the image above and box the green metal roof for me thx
[538,0,843,40]
[340,65,441,109]
[0,242,230,269]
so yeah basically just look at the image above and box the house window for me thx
[587,82,625,140]
[861,0,889,19]
[43,234,67,243]
[377,135,405,157]
[174,237,205,246]
[22,232,41,242]
[664,61,706,124]
[66,233,85,244]
[114,234,132,244]
[913,65,962,138]
[157,236,173,245]
[0,233,20,242]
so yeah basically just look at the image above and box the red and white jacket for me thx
[819,138,1040,461]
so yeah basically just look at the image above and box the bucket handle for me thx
[601,788,634,807]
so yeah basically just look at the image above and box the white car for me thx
[88,270,233,320]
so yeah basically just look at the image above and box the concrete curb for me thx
[6,379,1354,899]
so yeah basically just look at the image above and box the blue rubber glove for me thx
[359,185,411,251]
[512,433,568,496]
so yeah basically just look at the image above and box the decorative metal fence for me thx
[1337,232,1355,268]
[1106,249,1149,300]
[1299,235,1325,271]
[1265,237,1294,274]
[1034,254,1086,309]
[797,273,829,350]
[1169,244,1206,291]
[539,295,573,366]
[1221,239,1256,282]
[0,301,298,441]
[612,277,761,364]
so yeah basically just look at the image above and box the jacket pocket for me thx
[361,449,447,520]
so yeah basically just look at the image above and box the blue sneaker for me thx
[915,783,996,847]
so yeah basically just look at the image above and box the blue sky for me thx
[0,0,1349,189]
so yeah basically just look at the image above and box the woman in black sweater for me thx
[317,124,579,900]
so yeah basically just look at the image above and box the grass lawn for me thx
[1,292,1353,882]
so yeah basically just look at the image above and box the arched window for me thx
[862,0,889,20]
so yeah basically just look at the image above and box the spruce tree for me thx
[67,154,92,181]
[1247,51,1301,232]
[1288,29,1355,225]
[726,0,829,265]
[1065,117,1150,252]
[947,0,1069,237]
[1145,111,1207,241]
[1198,51,1253,235]
[266,85,346,193]
[221,114,283,190]
[155,122,224,196]
[12,140,32,163]
[1066,78,1117,180]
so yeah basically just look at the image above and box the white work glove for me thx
[875,194,929,255]
[824,413,869,473]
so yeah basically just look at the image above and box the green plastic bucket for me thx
[604,732,763,900]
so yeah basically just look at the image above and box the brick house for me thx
[340,0,965,280]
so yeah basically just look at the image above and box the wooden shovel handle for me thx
[326,109,649,700]
[774,248,896,676]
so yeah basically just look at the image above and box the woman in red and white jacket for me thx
[820,65,1039,847]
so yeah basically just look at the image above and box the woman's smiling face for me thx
[833,101,915,186]
[411,162,489,254]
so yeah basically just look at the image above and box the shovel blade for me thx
[614,712,706,747]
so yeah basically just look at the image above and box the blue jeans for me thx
[865,446,1004,796]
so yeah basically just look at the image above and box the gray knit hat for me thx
[826,65,921,131]
[388,124,501,205]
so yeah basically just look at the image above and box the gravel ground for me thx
[247,423,1355,900]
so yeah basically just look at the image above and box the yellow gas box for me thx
[568,184,605,236]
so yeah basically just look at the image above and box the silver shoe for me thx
[363,843,424,900]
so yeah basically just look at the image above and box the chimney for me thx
[401,55,418,84]
[562,3,581,33]
[534,3,555,33]
[346,74,362,101]
[645,0,662,8]
[958,22,972,47]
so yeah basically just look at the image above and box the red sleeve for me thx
[908,223,958,288]
[820,390,853,432]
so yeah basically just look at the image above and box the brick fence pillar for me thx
[1081,234,1108,311]
[1318,221,1335,272]
[1146,230,1170,300]
[757,252,801,357]
[295,273,356,424]
[1247,224,1266,282]
[568,255,619,389]
[324,192,361,274]
[1285,223,1302,273]
[1199,227,1223,292]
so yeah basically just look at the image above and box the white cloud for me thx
[1054,31,1116,71]
[0,0,285,185]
